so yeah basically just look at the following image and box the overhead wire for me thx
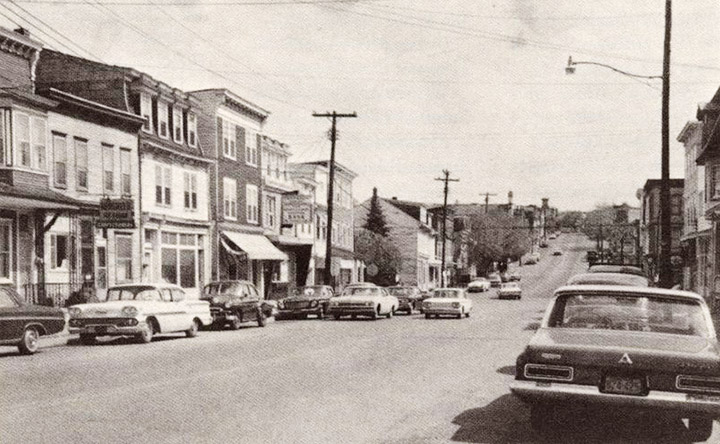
[0,4,86,56]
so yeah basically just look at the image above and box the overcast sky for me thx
[2,0,718,211]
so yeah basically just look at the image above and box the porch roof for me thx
[0,182,97,210]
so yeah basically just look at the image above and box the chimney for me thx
[391,196,397,200]
[508,191,513,205]
[541,198,549,209]
[14,27,30,38]
[372,187,378,198]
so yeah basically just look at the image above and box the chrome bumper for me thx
[424,308,462,315]
[328,307,375,316]
[69,325,142,336]
[510,380,720,417]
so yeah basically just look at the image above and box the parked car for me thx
[488,273,502,288]
[567,272,649,287]
[467,278,491,293]
[588,264,645,277]
[540,240,548,248]
[552,248,562,256]
[549,233,557,240]
[68,283,212,344]
[511,285,720,441]
[328,286,398,320]
[508,271,521,282]
[0,285,65,354]
[423,288,472,319]
[201,281,272,329]
[277,285,334,320]
[498,282,522,300]
[386,286,423,314]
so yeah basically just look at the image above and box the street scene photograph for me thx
[1,0,720,443]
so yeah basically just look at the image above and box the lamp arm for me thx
[570,60,663,80]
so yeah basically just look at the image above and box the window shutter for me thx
[236,125,245,160]
[256,133,262,168]
[216,117,223,158]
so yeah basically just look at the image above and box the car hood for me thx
[526,327,720,372]
[283,296,326,302]
[333,295,386,303]
[70,300,153,316]
[424,297,463,303]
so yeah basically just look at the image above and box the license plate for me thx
[604,375,645,395]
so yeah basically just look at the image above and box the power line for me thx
[5,0,103,60]
[0,4,86,56]
[3,0,384,5]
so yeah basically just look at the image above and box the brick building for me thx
[639,178,684,284]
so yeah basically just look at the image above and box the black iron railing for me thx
[22,283,81,307]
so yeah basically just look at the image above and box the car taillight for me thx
[524,364,574,382]
[676,375,720,394]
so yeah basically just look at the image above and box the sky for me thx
[1,0,718,211]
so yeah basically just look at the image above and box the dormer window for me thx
[140,94,153,133]
[158,102,169,139]
[187,112,197,147]
[173,105,183,144]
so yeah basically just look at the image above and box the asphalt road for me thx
[1,234,716,443]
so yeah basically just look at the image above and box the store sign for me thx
[97,198,136,229]
[282,193,313,225]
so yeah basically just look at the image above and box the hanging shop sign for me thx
[97,198,136,229]
[282,193,313,225]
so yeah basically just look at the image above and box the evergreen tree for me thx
[364,187,389,236]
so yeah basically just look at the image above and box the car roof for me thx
[433,287,465,291]
[205,280,254,285]
[555,285,704,302]
[567,272,649,287]
[386,286,419,289]
[108,283,183,291]
[588,264,645,277]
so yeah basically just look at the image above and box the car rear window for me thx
[549,293,709,337]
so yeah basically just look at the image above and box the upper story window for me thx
[120,148,131,195]
[183,172,198,211]
[711,165,720,201]
[222,120,236,159]
[246,184,259,224]
[75,138,88,191]
[52,133,67,187]
[158,102,169,139]
[140,94,153,133]
[32,118,46,170]
[187,112,197,147]
[245,130,258,167]
[103,144,115,194]
[173,106,184,144]
[14,112,47,171]
[264,195,277,229]
[223,177,237,220]
[155,164,172,206]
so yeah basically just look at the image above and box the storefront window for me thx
[96,246,107,289]
[180,250,196,288]
[161,232,203,289]
[0,221,10,279]
[162,248,177,284]
[116,235,133,283]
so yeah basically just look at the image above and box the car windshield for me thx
[433,290,462,298]
[205,283,244,297]
[294,287,324,296]
[387,288,414,296]
[107,287,162,302]
[501,283,518,289]
[548,293,709,337]
[0,289,18,308]
[342,288,384,297]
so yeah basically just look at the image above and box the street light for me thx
[563,1,672,288]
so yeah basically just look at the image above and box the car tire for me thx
[79,333,96,346]
[333,314,341,320]
[317,307,325,320]
[229,316,243,330]
[386,307,394,319]
[136,321,154,344]
[425,313,431,319]
[257,311,267,328]
[465,312,470,318]
[18,327,40,354]
[185,319,200,338]
[687,417,713,442]
[371,307,379,320]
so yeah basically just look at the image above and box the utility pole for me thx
[658,0,673,288]
[312,111,357,287]
[435,170,459,288]
[479,192,497,214]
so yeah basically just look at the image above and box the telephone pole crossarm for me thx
[434,170,459,288]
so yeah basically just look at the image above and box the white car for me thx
[68,283,213,344]
[423,288,472,319]
[328,286,398,320]
[467,278,491,293]
[498,282,522,300]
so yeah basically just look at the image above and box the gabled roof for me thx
[355,197,433,234]
[189,88,269,122]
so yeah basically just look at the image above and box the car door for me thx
[156,288,178,332]
[244,284,261,320]
[171,288,193,331]
[0,288,25,343]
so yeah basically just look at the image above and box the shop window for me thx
[180,250,196,288]
[116,234,133,283]
[96,246,107,289]
[161,248,177,284]
[0,221,10,279]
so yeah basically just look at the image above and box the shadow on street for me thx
[451,393,697,443]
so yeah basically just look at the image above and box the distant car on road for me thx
[201,281,271,329]
[498,282,522,300]
[488,273,502,288]
[423,288,471,319]
[508,271,521,282]
[277,285,334,320]
[540,240,548,248]
[549,233,557,240]
[386,286,423,314]
[328,286,398,320]
[467,278,491,293]
[552,248,562,256]
[567,272,649,287]
[511,285,720,441]
[69,283,212,344]
[0,285,65,354]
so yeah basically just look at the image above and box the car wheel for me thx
[425,313,431,319]
[18,327,40,354]
[79,333,96,346]
[317,307,325,320]
[229,316,243,330]
[465,312,470,318]
[257,311,267,328]
[333,314,341,320]
[687,417,713,442]
[136,321,154,344]
[185,319,200,338]
[386,307,394,319]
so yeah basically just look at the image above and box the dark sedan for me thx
[277,285,334,320]
[511,285,720,441]
[0,285,65,354]
[386,286,424,314]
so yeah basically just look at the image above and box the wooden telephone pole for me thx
[312,111,357,286]
[479,192,497,214]
[435,170,459,288]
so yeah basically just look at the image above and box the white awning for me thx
[222,231,288,261]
